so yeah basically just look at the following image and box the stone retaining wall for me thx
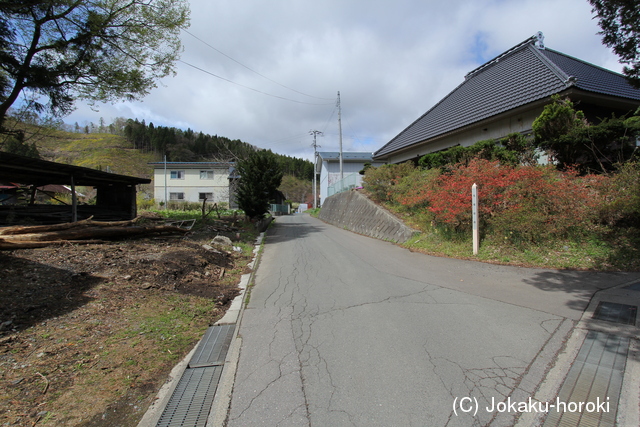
[318,190,418,243]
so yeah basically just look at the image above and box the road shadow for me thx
[0,252,103,334]
[522,269,640,314]
[264,216,324,244]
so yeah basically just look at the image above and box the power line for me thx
[182,28,334,101]
[178,59,334,106]
[320,105,337,134]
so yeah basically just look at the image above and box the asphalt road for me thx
[226,214,639,427]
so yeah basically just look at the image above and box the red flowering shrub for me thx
[364,159,639,244]
[488,166,603,242]
[397,159,604,242]
[421,159,517,230]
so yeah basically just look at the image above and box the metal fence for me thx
[270,204,290,214]
[327,173,359,197]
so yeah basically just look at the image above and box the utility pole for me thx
[164,154,168,210]
[337,91,343,181]
[310,130,322,209]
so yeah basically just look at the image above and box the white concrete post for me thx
[472,183,479,255]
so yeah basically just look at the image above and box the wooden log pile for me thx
[0,217,189,250]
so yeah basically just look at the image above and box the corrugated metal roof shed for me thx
[0,152,150,223]
[0,152,151,186]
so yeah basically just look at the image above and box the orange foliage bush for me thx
[365,159,613,243]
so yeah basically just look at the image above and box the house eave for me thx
[373,98,550,162]
[373,88,640,163]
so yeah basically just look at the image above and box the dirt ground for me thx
[0,220,254,426]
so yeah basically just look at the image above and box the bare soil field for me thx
[0,220,254,426]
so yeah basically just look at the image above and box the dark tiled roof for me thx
[538,48,640,100]
[374,36,640,159]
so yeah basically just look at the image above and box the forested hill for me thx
[1,116,314,181]
[122,119,314,180]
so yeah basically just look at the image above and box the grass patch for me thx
[403,227,640,271]
[306,207,321,217]
[243,233,266,306]
[143,208,256,236]
[117,294,217,360]
[14,122,159,179]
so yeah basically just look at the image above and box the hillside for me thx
[2,118,314,183]
[3,120,157,180]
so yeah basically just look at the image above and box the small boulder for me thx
[211,235,233,247]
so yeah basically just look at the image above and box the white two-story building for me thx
[149,161,237,207]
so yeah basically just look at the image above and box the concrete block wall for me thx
[318,190,418,243]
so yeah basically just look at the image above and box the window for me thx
[170,170,184,179]
[200,170,214,179]
[199,192,213,201]
[169,192,184,200]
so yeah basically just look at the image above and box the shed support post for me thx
[29,185,37,205]
[129,185,137,219]
[71,175,78,222]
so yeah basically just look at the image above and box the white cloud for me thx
[65,0,624,160]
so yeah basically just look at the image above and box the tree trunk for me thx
[0,217,141,235]
[2,225,186,242]
[0,218,188,250]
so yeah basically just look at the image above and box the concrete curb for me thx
[136,232,266,427]
[510,319,578,427]
[206,232,265,426]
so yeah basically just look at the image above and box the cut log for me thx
[1,225,187,242]
[0,222,189,250]
[0,217,96,235]
[0,216,141,236]
[0,240,105,250]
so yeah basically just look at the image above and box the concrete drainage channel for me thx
[516,279,640,427]
[137,233,264,427]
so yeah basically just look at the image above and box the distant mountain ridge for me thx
[1,117,313,182]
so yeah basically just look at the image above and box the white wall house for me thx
[316,152,384,206]
[149,161,236,206]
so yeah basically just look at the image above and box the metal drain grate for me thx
[156,366,223,427]
[543,331,628,427]
[592,301,637,325]
[189,324,235,368]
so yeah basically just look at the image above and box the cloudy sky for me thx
[65,0,622,160]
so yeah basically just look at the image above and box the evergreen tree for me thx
[532,96,640,172]
[590,0,640,88]
[2,131,40,158]
[235,151,283,219]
